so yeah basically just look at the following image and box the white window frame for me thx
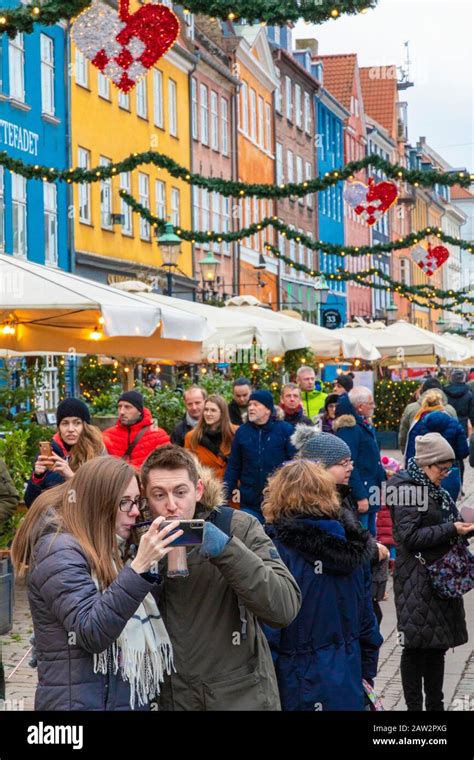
[12,173,27,257]
[118,90,130,110]
[77,148,91,224]
[40,34,55,116]
[153,69,164,127]
[191,77,198,139]
[305,161,313,208]
[201,189,210,231]
[200,83,209,145]
[296,156,303,205]
[221,195,230,254]
[212,191,220,252]
[210,91,219,151]
[75,49,88,89]
[276,142,283,185]
[275,69,282,114]
[265,103,272,152]
[287,149,294,183]
[171,187,180,227]
[304,91,311,134]
[240,82,249,134]
[99,156,112,230]
[97,71,110,101]
[44,182,58,266]
[192,185,200,230]
[168,79,177,136]
[136,78,147,119]
[250,89,257,142]
[258,95,264,147]
[221,97,229,156]
[9,33,25,102]
[295,84,302,128]
[155,179,166,220]
[120,172,133,236]
[285,76,292,121]
[138,173,150,240]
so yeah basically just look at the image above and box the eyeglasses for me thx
[433,464,453,476]
[119,496,148,513]
[338,459,353,469]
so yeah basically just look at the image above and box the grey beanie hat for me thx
[414,432,455,466]
[291,425,351,467]
[450,369,466,384]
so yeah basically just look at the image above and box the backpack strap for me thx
[122,425,151,461]
[209,506,234,537]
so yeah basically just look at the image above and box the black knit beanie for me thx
[118,391,144,413]
[57,398,91,426]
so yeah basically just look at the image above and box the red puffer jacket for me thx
[102,407,170,468]
[376,505,395,547]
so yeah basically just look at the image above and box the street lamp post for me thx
[314,274,330,326]
[156,222,182,297]
[198,249,220,301]
[385,298,398,325]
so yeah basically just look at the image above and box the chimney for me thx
[295,38,319,56]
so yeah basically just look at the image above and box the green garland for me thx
[0,0,377,37]
[0,150,471,194]
[120,190,474,258]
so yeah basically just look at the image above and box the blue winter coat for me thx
[333,394,386,511]
[223,416,296,516]
[24,435,69,508]
[28,530,161,711]
[263,508,382,711]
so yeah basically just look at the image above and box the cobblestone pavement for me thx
[1,450,473,712]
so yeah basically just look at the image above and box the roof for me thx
[451,186,474,200]
[359,66,398,138]
[313,54,357,110]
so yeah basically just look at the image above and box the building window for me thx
[168,79,177,136]
[192,185,200,229]
[136,78,147,119]
[44,182,58,266]
[276,143,283,185]
[118,90,130,110]
[287,149,294,183]
[171,187,180,227]
[191,77,198,139]
[221,196,230,254]
[275,69,282,113]
[212,191,220,252]
[305,161,313,208]
[210,91,219,150]
[258,95,264,147]
[120,172,132,235]
[274,27,281,46]
[75,49,88,89]
[9,33,25,102]
[100,156,112,230]
[400,258,411,285]
[12,173,27,257]
[265,103,272,152]
[285,76,292,121]
[244,197,251,247]
[156,179,166,220]
[36,355,59,411]
[200,83,209,145]
[78,148,91,223]
[40,35,55,115]
[153,69,164,127]
[304,92,311,134]
[250,89,257,142]
[0,168,4,251]
[295,84,302,128]
[201,189,209,231]
[221,97,229,155]
[138,173,150,240]
[98,71,110,100]
[240,81,248,134]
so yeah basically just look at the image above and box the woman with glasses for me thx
[261,458,382,711]
[11,456,182,711]
[404,390,469,502]
[389,432,474,711]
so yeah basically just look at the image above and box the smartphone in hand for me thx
[162,519,205,546]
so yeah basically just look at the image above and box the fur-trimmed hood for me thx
[266,507,373,575]
[196,463,226,511]
[332,414,357,432]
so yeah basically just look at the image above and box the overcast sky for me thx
[295,0,473,171]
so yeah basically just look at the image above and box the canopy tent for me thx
[112,284,310,358]
[334,321,471,363]
[222,296,381,360]
[0,255,207,361]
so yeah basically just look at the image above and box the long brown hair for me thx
[262,459,340,523]
[11,456,138,589]
[188,395,235,455]
[65,422,105,471]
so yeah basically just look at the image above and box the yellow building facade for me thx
[70,14,196,294]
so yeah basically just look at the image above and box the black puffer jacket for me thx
[443,383,474,435]
[389,471,468,650]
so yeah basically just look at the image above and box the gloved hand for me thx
[199,521,230,559]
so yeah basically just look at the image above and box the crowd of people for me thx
[2,366,473,712]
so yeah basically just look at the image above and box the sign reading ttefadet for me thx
[27,722,84,750]
[0,119,39,156]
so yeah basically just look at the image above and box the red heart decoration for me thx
[352,177,398,226]
[73,0,180,93]
[412,242,449,276]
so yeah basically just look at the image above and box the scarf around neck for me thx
[406,457,457,521]
[92,535,174,710]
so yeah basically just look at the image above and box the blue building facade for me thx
[313,62,348,326]
[0,10,69,270]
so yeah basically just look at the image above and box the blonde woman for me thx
[25,398,105,507]
[12,456,181,711]
[261,458,382,711]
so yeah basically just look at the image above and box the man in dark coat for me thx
[443,369,474,436]
[228,377,252,426]
[170,386,206,447]
[224,390,297,522]
[333,388,386,536]
[279,383,313,427]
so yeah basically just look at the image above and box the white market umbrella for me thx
[0,255,206,361]
[277,310,381,360]
[384,321,472,362]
